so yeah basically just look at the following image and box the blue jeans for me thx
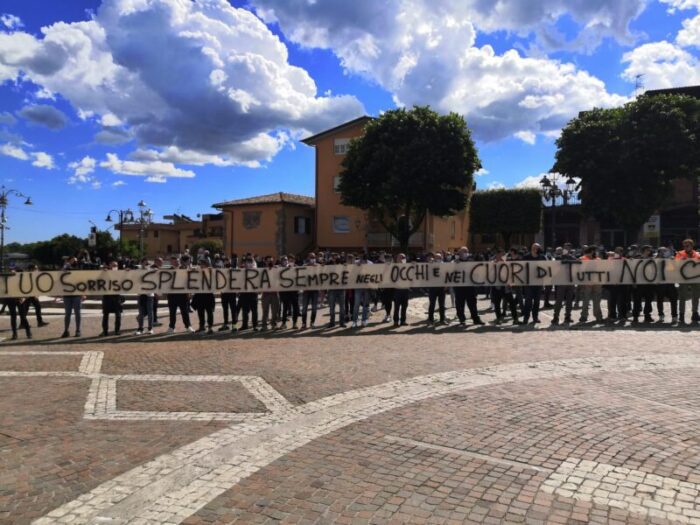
[353,289,369,323]
[63,296,82,333]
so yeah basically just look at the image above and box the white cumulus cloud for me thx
[251,0,628,143]
[0,14,22,30]
[100,152,195,182]
[0,142,28,160]
[31,151,54,169]
[0,0,364,169]
[622,41,700,89]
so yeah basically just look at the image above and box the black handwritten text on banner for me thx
[2,260,700,297]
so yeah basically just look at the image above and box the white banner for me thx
[2,260,700,297]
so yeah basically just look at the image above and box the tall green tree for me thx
[554,93,700,239]
[339,106,481,252]
[470,189,542,249]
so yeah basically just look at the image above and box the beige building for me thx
[117,213,224,258]
[301,116,470,253]
[213,192,315,257]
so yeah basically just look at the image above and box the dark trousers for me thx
[380,288,394,317]
[168,295,191,329]
[26,296,43,324]
[608,286,630,319]
[553,286,574,321]
[428,288,445,322]
[6,300,30,336]
[301,290,318,326]
[656,284,678,318]
[239,293,258,329]
[102,311,121,334]
[194,294,215,330]
[522,287,542,322]
[393,289,409,325]
[633,286,654,319]
[492,287,518,321]
[455,288,479,323]
[221,293,237,325]
[280,291,299,325]
[153,296,159,323]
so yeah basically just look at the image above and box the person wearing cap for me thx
[521,243,546,324]
[632,245,655,324]
[676,238,700,324]
[391,253,410,327]
[578,246,604,324]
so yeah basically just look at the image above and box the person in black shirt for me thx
[521,243,546,324]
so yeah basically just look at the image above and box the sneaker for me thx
[340,323,347,328]
[328,322,335,328]
[473,318,485,326]
[301,323,307,329]
[362,320,368,327]
[281,322,288,329]
[114,330,121,336]
[196,327,206,333]
[383,315,391,323]
[135,330,143,336]
[564,317,573,324]
[352,321,357,328]
[311,323,316,328]
[11,333,17,340]
[219,325,229,332]
[99,332,108,337]
[147,329,154,335]
[207,328,214,335]
[167,327,175,334]
[672,316,678,324]
[74,331,81,337]
[26,332,32,339]
[61,331,70,338]
[551,318,559,326]
[186,326,195,333]
[153,321,163,327]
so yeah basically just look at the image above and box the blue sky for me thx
[0,0,698,242]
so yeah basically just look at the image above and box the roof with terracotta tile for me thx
[213,192,315,208]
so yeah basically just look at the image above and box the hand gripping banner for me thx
[2,259,700,298]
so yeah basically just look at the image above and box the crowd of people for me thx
[3,239,700,340]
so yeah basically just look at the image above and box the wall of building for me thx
[283,205,314,257]
[314,122,370,249]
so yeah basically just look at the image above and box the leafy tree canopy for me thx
[553,93,700,236]
[470,189,542,248]
[339,105,481,251]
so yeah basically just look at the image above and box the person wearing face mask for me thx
[491,248,519,325]
[260,256,280,330]
[326,254,346,328]
[239,256,259,331]
[551,246,575,325]
[279,255,300,329]
[392,253,410,327]
[167,255,195,334]
[352,253,372,328]
[301,252,319,329]
[100,261,123,336]
[454,246,484,327]
[606,246,629,324]
[655,246,678,324]
[426,253,447,326]
[377,253,394,323]
[632,245,655,324]
[521,243,546,325]
[676,238,700,324]
[578,246,604,324]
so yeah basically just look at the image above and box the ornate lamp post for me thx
[105,208,134,255]
[0,186,32,273]
[539,174,578,248]
[136,200,154,259]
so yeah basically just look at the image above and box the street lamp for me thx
[0,186,32,273]
[539,173,579,248]
[105,208,135,255]
[136,200,154,259]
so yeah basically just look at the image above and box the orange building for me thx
[213,192,315,257]
[301,117,470,253]
[117,213,224,258]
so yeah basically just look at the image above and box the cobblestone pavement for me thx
[1,298,700,524]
